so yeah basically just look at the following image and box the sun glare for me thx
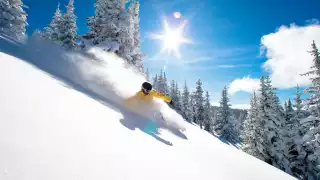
[163,28,181,50]
[151,19,191,59]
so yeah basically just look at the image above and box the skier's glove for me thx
[169,100,174,105]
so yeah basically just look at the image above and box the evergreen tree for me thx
[302,40,320,116]
[0,0,27,42]
[204,91,213,132]
[283,86,306,179]
[176,84,183,114]
[158,70,164,93]
[182,81,192,122]
[85,0,123,47]
[294,85,303,116]
[163,72,169,94]
[214,86,232,140]
[128,0,143,71]
[299,41,320,179]
[60,0,78,49]
[194,79,205,128]
[157,69,169,94]
[299,116,320,180]
[256,76,286,169]
[169,80,180,108]
[153,74,158,91]
[42,3,63,42]
[284,101,288,119]
[190,91,197,123]
[238,110,248,137]
[269,77,287,169]
[118,0,134,63]
[285,99,294,121]
[253,76,269,161]
[145,68,150,81]
[242,92,261,157]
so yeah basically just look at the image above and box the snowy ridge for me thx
[0,38,296,180]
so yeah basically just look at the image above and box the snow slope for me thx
[0,37,296,180]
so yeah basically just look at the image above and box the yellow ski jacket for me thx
[126,90,172,104]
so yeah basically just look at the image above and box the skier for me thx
[126,81,173,105]
[125,82,185,132]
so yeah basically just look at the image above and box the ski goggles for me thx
[142,88,151,94]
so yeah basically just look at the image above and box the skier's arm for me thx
[153,91,172,103]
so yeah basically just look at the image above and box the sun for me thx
[151,19,191,59]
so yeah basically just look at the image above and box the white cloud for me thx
[228,76,260,95]
[210,101,220,107]
[231,104,250,110]
[211,101,250,110]
[260,23,320,88]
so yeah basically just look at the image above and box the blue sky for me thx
[24,0,320,108]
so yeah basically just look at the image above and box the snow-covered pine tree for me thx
[158,70,164,93]
[299,41,320,180]
[256,76,286,169]
[42,3,63,42]
[156,69,169,94]
[153,74,158,91]
[285,99,294,122]
[182,81,192,122]
[194,79,205,128]
[298,115,320,180]
[284,101,288,119]
[85,0,122,49]
[229,112,241,142]
[204,91,213,133]
[163,72,169,94]
[190,91,197,123]
[214,86,233,140]
[176,85,183,114]
[242,91,261,157]
[118,0,134,63]
[128,0,143,72]
[283,85,306,179]
[169,80,179,104]
[145,68,150,81]
[238,110,248,137]
[272,91,287,150]
[294,85,303,116]
[60,0,78,50]
[254,76,270,161]
[301,40,320,116]
[268,77,287,169]
[0,0,27,42]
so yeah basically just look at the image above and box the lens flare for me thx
[173,12,181,19]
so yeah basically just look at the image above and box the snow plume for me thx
[75,48,184,129]
[0,35,186,131]
[73,48,186,130]
[73,47,146,101]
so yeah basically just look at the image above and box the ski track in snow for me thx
[0,38,296,180]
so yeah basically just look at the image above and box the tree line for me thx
[147,68,247,143]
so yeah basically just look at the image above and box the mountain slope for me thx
[0,44,296,179]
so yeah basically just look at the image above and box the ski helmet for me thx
[142,81,152,93]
